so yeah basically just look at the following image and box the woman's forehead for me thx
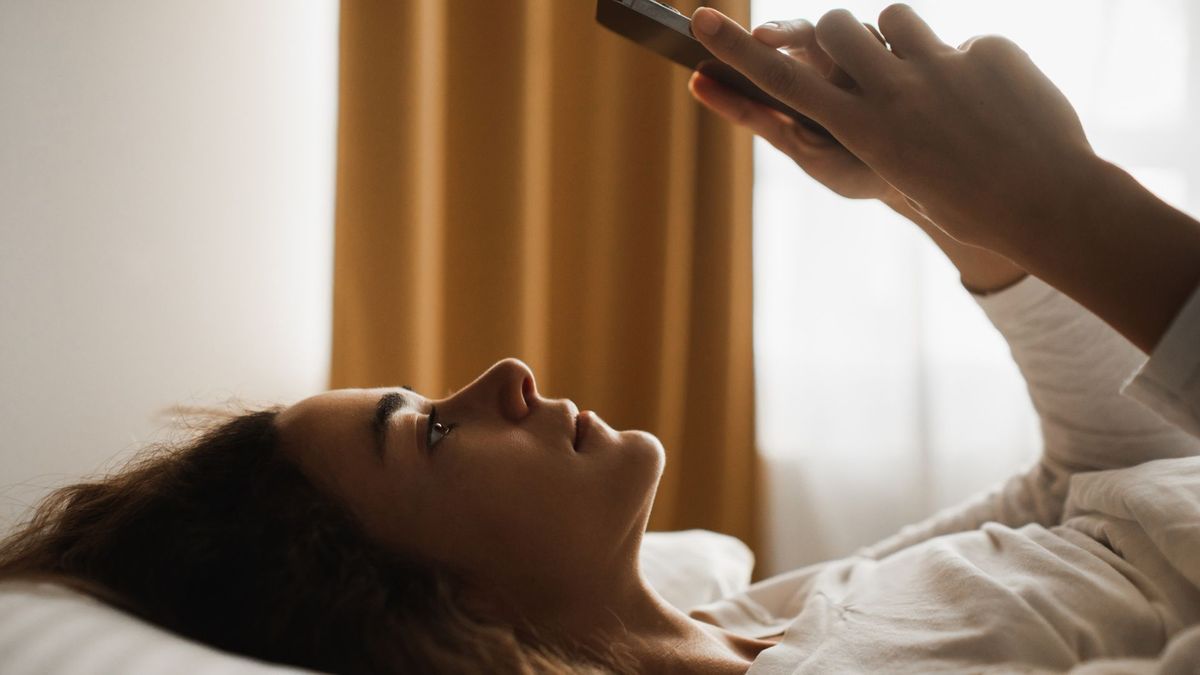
[276,389,379,445]
[282,387,397,419]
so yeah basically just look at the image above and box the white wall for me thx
[0,1,339,529]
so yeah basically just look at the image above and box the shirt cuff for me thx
[968,273,1061,330]
[1121,282,1200,439]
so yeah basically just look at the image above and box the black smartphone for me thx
[596,0,835,142]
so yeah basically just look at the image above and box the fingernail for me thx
[693,8,722,36]
[759,21,783,32]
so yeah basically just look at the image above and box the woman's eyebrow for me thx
[372,391,411,457]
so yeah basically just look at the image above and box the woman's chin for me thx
[619,429,666,476]
[584,412,664,473]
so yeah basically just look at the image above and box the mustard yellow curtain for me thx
[332,0,757,550]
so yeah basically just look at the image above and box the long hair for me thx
[0,407,625,674]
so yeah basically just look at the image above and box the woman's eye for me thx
[426,406,455,450]
[430,422,451,446]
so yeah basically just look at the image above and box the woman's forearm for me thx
[883,192,1028,296]
[996,158,1200,354]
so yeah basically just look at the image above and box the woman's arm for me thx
[1002,158,1200,354]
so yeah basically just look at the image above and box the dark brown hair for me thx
[0,408,624,674]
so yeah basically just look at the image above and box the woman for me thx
[5,4,1200,673]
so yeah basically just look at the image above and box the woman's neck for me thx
[532,571,773,673]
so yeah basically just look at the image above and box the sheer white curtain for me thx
[752,0,1196,576]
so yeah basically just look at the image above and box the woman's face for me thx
[276,358,665,611]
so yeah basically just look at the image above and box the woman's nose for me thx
[453,358,538,423]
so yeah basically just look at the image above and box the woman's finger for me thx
[812,9,898,90]
[863,23,888,50]
[692,7,853,124]
[877,3,950,58]
[779,21,886,91]
[757,19,838,78]
[689,72,794,150]
[784,43,835,77]
[787,45,855,90]
[752,19,816,50]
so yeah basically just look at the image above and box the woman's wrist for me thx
[882,190,1028,295]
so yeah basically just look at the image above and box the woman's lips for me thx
[573,410,593,450]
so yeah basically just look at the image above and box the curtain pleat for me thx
[333,0,758,550]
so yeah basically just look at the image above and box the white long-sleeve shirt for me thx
[691,276,1200,673]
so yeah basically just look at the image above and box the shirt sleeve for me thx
[857,275,1200,560]
[1121,281,1200,439]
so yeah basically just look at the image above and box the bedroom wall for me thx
[0,1,339,529]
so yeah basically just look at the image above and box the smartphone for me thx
[596,0,836,142]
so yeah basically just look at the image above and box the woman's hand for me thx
[692,3,1200,350]
[690,16,1028,294]
[690,4,1099,257]
[688,19,894,203]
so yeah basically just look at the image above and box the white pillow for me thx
[0,529,752,674]
[639,529,754,612]
[0,582,313,674]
